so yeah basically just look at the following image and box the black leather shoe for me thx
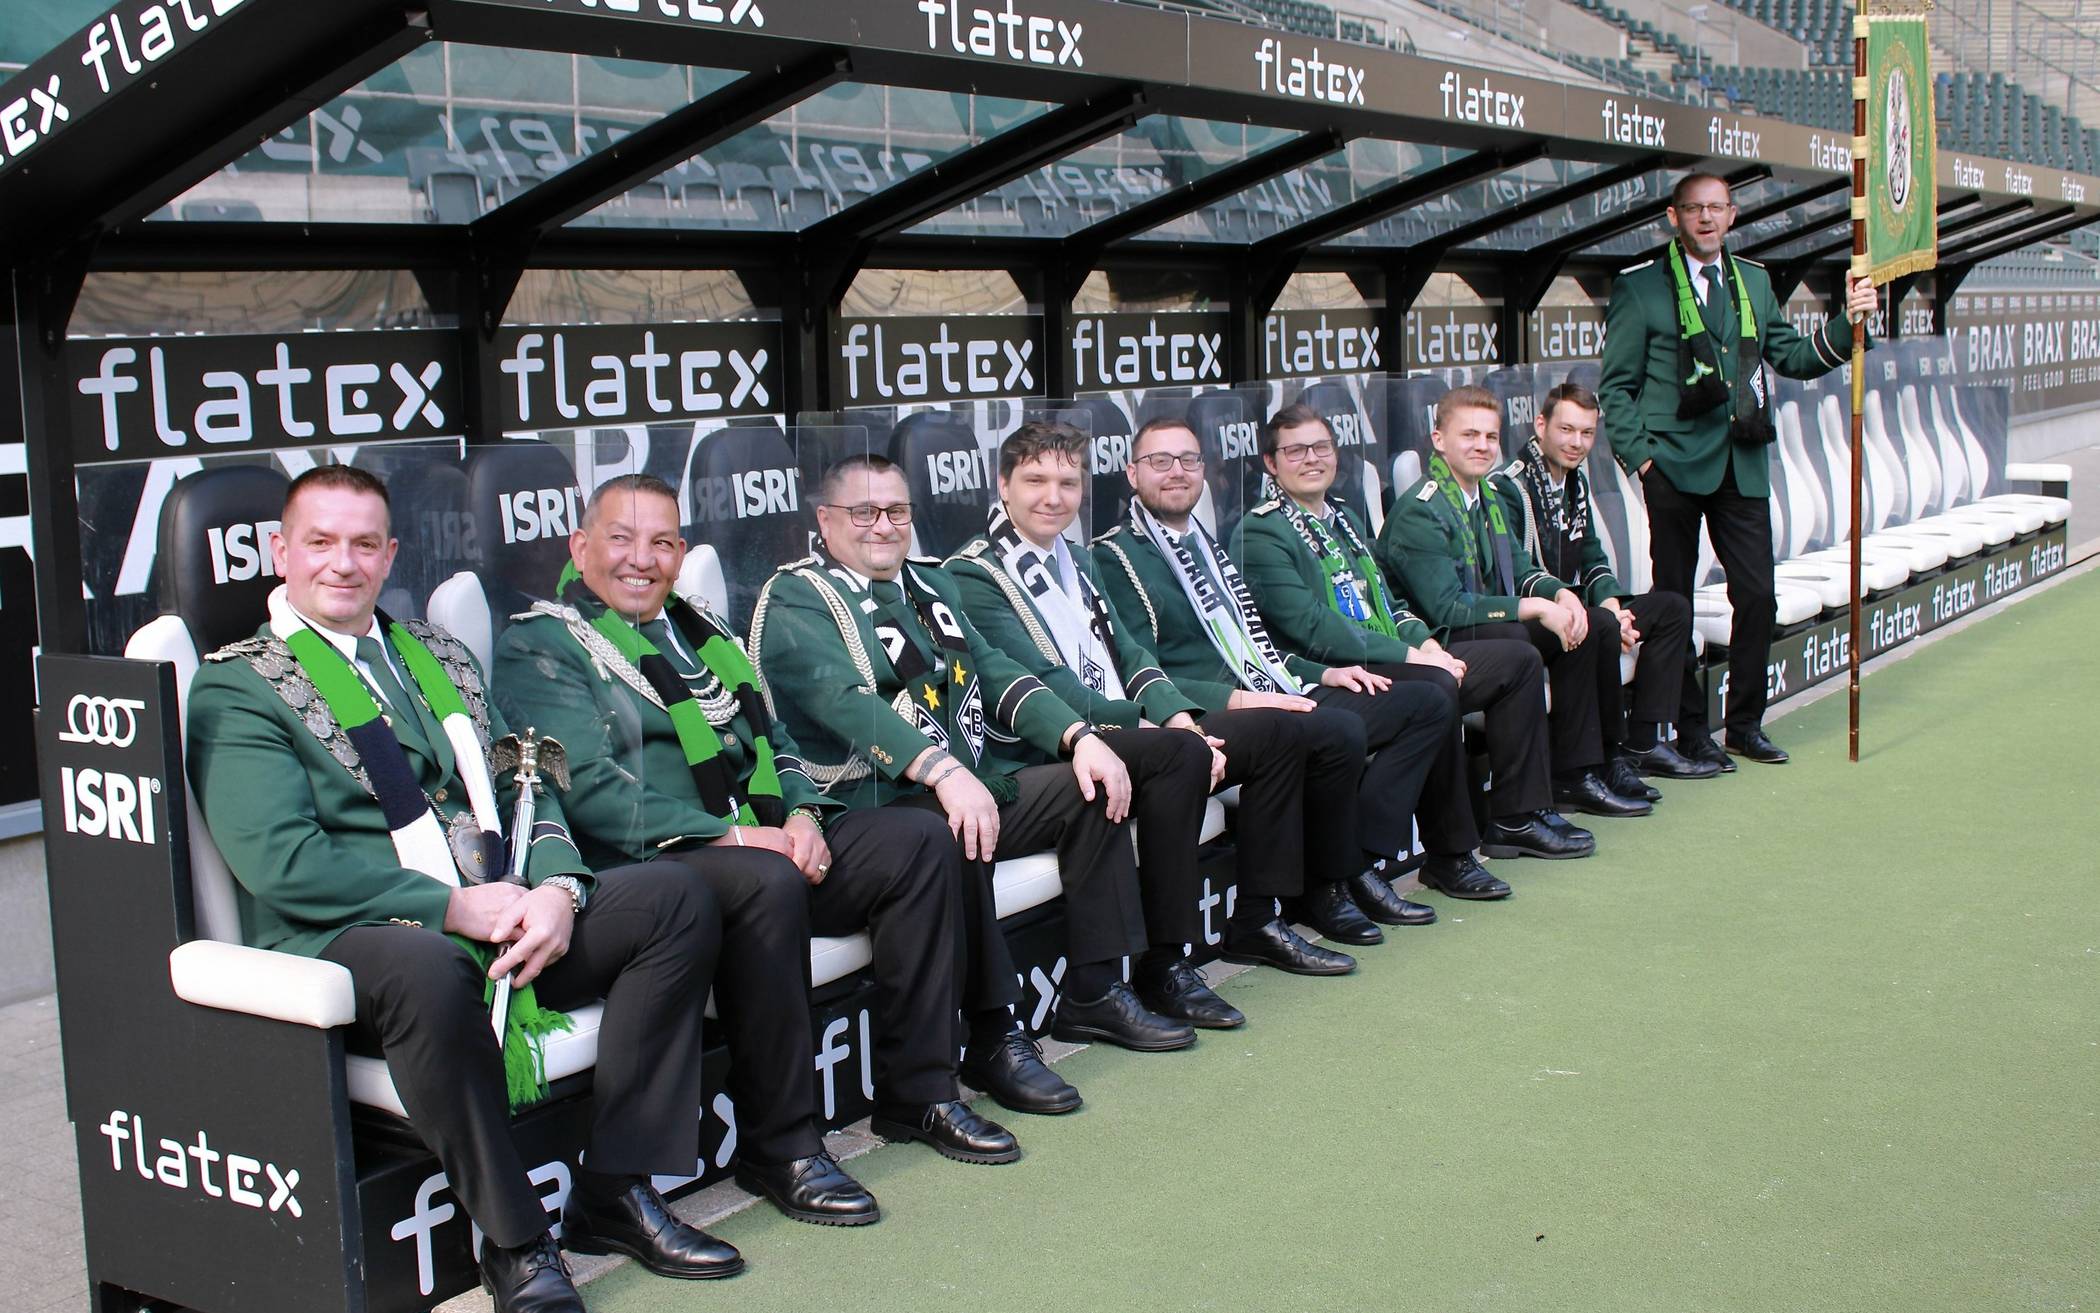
[870,1100,1020,1165]
[1679,731,1738,773]
[1220,917,1356,976]
[1418,852,1512,900]
[1479,811,1596,860]
[1051,981,1197,1052]
[561,1182,742,1280]
[1724,728,1790,764]
[1292,880,1384,945]
[1626,740,1721,780]
[480,1234,585,1313]
[1553,769,1654,817]
[734,1152,879,1226]
[1348,868,1437,926]
[1132,957,1245,1029]
[1605,755,1664,801]
[960,1028,1082,1115]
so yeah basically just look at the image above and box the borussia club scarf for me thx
[987,503,1126,698]
[1669,239,1775,446]
[1513,436,1593,581]
[1275,497,1404,640]
[1429,454,1517,596]
[265,586,567,1108]
[1128,499,1300,695]
[802,542,1016,802]
[555,563,784,829]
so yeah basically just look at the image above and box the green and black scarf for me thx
[1277,497,1403,640]
[1429,453,1516,595]
[556,563,784,828]
[1670,239,1775,446]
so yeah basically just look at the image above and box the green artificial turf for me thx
[593,569,2100,1313]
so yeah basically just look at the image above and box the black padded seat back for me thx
[1480,365,1537,461]
[354,446,467,620]
[686,420,811,629]
[888,410,993,560]
[1583,417,1640,587]
[1560,361,1603,396]
[1061,395,1139,532]
[1289,378,1381,528]
[155,464,293,655]
[1182,388,1257,543]
[1388,375,1446,493]
[463,439,583,618]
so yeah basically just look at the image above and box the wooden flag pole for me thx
[1848,18,1869,763]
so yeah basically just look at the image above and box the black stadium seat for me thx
[354,445,468,620]
[1290,378,1381,528]
[1059,394,1139,533]
[889,409,994,559]
[462,439,584,629]
[686,420,812,628]
[153,464,293,656]
[1386,374,1446,496]
[1182,388,1258,542]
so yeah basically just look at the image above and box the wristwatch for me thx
[1064,724,1102,756]
[541,875,587,914]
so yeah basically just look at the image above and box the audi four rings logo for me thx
[58,694,146,747]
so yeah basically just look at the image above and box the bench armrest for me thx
[2004,461,2072,489]
[169,940,356,1029]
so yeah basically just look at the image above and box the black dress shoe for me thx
[1292,880,1384,945]
[480,1234,585,1313]
[1132,957,1245,1029]
[1724,727,1790,764]
[1418,852,1512,900]
[1605,755,1664,801]
[1220,917,1356,976]
[1625,740,1721,780]
[1553,769,1654,817]
[1051,981,1197,1052]
[870,1100,1020,1165]
[1679,731,1738,773]
[1479,811,1596,860]
[959,1028,1082,1115]
[734,1152,879,1226]
[561,1182,743,1280]
[1348,868,1437,926]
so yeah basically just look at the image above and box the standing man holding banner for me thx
[1598,171,1879,768]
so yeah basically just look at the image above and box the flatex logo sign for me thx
[1406,306,1501,369]
[835,316,1041,404]
[67,330,458,463]
[1528,304,1607,363]
[915,0,1084,66]
[1067,313,1227,390]
[496,323,779,429]
[1260,309,1382,378]
[1255,37,1367,105]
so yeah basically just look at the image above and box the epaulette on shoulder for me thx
[1619,258,1655,274]
[1248,499,1280,516]
[953,537,992,561]
[203,635,275,663]
[1414,479,1438,502]
[906,553,944,567]
[1734,255,1767,269]
[776,554,820,575]
[1501,459,1526,479]
[1090,523,1130,546]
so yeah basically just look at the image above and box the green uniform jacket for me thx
[750,556,1085,808]
[491,604,841,870]
[1599,252,1857,497]
[1089,523,1330,715]
[188,623,591,958]
[1491,463,1622,607]
[1236,498,1433,668]
[1376,476,1568,635]
[946,532,1202,766]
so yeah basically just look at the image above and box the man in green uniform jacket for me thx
[1379,385,1650,829]
[753,453,1203,1107]
[1239,401,1587,881]
[188,466,740,1313]
[1599,170,1877,766]
[495,474,1022,1173]
[949,420,1359,1001]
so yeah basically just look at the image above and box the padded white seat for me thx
[1693,581,1822,648]
[1770,561,1850,610]
[1792,546,1912,592]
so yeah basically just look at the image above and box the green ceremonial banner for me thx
[1861,14,1937,283]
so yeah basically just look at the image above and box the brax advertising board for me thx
[1942,290,2100,416]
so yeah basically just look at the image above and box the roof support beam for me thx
[1511,163,1771,316]
[476,53,851,240]
[1740,190,1985,261]
[1080,129,1347,255]
[1382,155,1663,264]
[1941,206,2093,265]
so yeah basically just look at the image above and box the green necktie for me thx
[354,634,439,758]
[1703,264,1735,341]
[641,617,702,680]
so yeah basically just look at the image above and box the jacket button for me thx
[723,731,738,747]
[433,788,448,803]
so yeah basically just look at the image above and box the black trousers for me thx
[810,806,962,1108]
[1435,634,1555,818]
[1620,589,1694,729]
[321,861,714,1248]
[1643,463,1776,734]
[1464,614,1614,772]
[1200,706,1361,899]
[1308,672,1467,860]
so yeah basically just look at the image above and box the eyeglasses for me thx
[1132,451,1206,473]
[822,502,913,527]
[1672,202,1734,218]
[1273,439,1337,464]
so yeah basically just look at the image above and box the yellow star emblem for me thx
[952,660,968,685]
[922,684,941,710]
